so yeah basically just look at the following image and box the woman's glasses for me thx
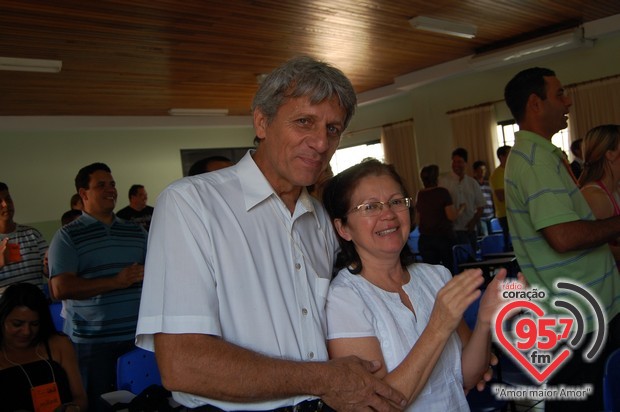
[348,197,412,217]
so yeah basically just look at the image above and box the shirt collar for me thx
[237,150,316,216]
[516,130,568,160]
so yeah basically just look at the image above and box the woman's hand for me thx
[477,270,527,325]
[428,269,485,337]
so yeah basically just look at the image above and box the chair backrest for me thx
[452,243,477,274]
[117,347,162,395]
[407,228,422,261]
[604,348,620,412]
[480,234,505,256]
[489,218,502,234]
[49,301,63,332]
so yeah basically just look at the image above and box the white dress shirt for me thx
[136,150,338,409]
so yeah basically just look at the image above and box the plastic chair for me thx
[480,234,505,256]
[116,347,162,395]
[49,301,64,332]
[489,218,502,234]
[452,243,478,274]
[407,228,422,262]
[604,348,620,412]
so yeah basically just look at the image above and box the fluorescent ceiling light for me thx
[469,28,594,70]
[168,108,229,116]
[0,57,62,73]
[409,16,477,39]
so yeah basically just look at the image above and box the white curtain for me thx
[448,104,498,171]
[381,119,420,198]
[566,75,620,140]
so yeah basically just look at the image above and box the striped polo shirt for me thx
[506,130,620,332]
[49,213,148,343]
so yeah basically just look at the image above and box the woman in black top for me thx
[0,283,87,411]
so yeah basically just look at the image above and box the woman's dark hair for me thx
[0,283,55,347]
[322,158,416,273]
[420,165,439,188]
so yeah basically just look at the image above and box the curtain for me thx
[566,76,620,140]
[381,120,420,198]
[448,104,498,170]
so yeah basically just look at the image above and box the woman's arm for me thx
[329,270,485,406]
[54,335,88,411]
[444,204,458,222]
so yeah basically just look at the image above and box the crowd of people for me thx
[0,56,618,412]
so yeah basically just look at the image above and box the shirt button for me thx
[308,352,315,359]
[302,308,308,316]
[295,263,301,270]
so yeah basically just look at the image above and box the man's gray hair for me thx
[251,56,357,129]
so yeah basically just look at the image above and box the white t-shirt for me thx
[136,150,338,409]
[326,263,469,412]
[439,172,486,231]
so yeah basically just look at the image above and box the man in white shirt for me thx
[136,56,406,412]
[439,148,485,252]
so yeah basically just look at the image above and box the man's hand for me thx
[116,263,144,288]
[321,356,406,412]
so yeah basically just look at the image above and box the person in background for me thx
[472,160,494,237]
[187,155,234,176]
[439,148,485,253]
[61,209,83,227]
[489,145,512,251]
[136,56,406,411]
[323,159,511,411]
[0,283,87,411]
[579,124,620,267]
[48,163,147,410]
[570,138,584,180]
[116,184,154,232]
[415,165,458,273]
[70,193,83,211]
[0,182,48,296]
[504,67,620,411]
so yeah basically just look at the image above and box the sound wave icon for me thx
[555,281,607,361]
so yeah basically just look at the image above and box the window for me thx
[496,121,573,160]
[330,141,385,174]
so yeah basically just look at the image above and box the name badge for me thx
[31,381,61,412]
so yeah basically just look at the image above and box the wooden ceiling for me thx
[2,1,620,116]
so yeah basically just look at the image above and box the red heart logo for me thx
[494,300,572,383]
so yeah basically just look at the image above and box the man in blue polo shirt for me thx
[48,162,148,410]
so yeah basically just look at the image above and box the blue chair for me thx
[480,234,505,256]
[452,243,478,274]
[407,228,422,262]
[604,348,620,412]
[116,347,162,395]
[49,301,64,332]
[489,218,502,234]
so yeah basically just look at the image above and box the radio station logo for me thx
[491,279,607,401]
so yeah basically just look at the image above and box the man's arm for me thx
[542,215,620,253]
[493,188,505,203]
[50,263,144,300]
[467,207,484,231]
[154,333,406,412]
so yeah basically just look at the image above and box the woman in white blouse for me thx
[322,159,516,411]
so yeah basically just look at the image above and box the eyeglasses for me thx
[348,197,412,217]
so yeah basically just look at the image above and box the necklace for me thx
[2,344,56,388]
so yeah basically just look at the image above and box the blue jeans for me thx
[74,340,135,411]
